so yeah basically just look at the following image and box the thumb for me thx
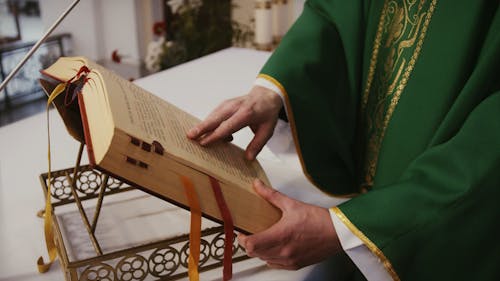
[237,233,248,248]
[253,179,288,211]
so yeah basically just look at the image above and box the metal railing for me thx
[0,33,71,109]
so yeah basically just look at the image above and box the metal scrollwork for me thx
[214,232,246,261]
[116,254,148,281]
[148,246,180,278]
[50,175,72,200]
[43,165,131,204]
[75,170,102,195]
[180,239,211,268]
[211,232,234,261]
[80,263,115,281]
[106,175,124,190]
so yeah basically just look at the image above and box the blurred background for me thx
[0,0,305,126]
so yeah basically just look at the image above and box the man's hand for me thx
[187,86,283,160]
[238,179,343,270]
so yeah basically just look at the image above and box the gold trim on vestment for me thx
[332,207,401,281]
[258,73,359,198]
[360,0,438,188]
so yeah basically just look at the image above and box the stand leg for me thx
[90,174,109,233]
[65,143,103,255]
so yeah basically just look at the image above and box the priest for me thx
[188,0,500,280]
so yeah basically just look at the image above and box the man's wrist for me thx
[254,77,286,104]
[252,85,284,113]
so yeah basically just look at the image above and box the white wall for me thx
[39,0,102,60]
[97,0,141,64]
[39,0,143,65]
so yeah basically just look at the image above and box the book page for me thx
[42,57,88,81]
[95,66,267,188]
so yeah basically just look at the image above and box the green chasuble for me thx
[259,0,500,280]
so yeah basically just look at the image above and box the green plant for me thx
[157,0,253,70]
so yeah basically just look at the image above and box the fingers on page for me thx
[200,110,248,145]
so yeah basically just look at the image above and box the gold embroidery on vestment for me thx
[360,0,437,188]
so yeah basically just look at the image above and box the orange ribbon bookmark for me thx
[180,175,202,281]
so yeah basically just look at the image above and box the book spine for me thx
[77,93,96,166]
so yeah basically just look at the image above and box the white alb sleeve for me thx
[254,77,285,104]
[330,209,393,281]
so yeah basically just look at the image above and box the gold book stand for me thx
[38,80,250,281]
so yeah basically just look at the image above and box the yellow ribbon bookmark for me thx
[180,175,202,281]
[37,82,67,273]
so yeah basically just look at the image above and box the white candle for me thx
[272,0,289,42]
[254,0,273,49]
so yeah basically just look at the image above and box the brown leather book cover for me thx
[39,79,85,144]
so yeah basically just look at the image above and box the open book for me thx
[41,57,281,233]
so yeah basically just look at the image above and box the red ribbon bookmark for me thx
[209,176,234,281]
